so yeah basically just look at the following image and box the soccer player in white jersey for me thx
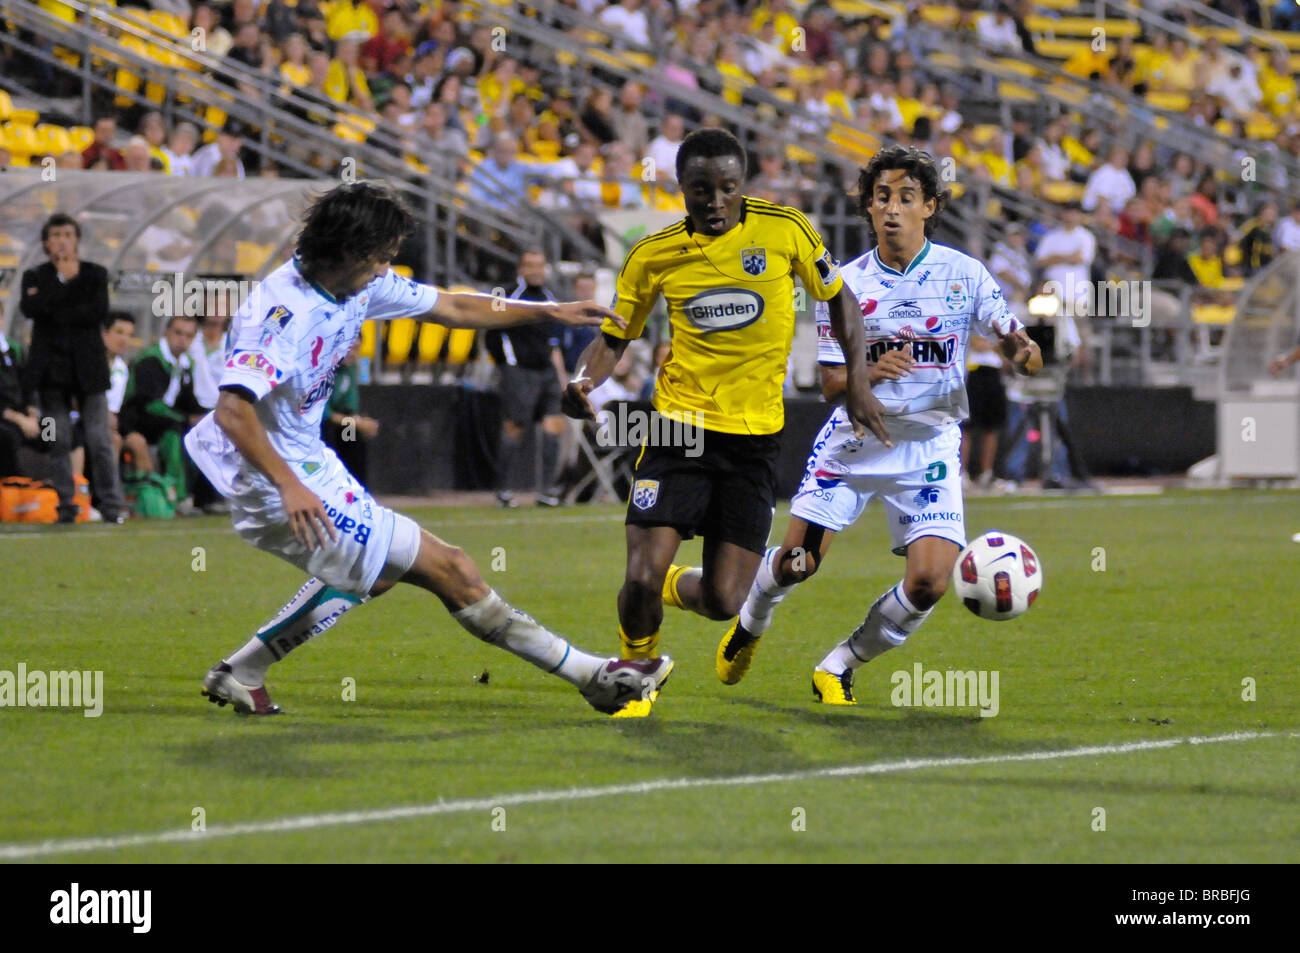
[715,146,1042,704]
[185,182,673,716]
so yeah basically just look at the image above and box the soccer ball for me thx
[951,531,1043,621]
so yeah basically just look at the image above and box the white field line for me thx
[1,729,1291,861]
[0,492,1293,541]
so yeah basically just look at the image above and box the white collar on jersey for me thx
[872,239,931,277]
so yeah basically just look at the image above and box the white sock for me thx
[738,546,793,637]
[228,578,363,685]
[452,589,603,687]
[818,583,933,675]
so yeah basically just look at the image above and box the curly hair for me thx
[857,145,950,245]
[295,181,415,277]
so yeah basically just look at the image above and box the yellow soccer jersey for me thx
[603,197,843,435]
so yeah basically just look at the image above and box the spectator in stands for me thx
[469,134,538,210]
[225,20,265,80]
[1275,201,1300,251]
[1259,47,1296,118]
[488,249,567,508]
[323,341,378,485]
[0,300,42,480]
[414,102,468,178]
[20,213,127,523]
[1188,173,1220,227]
[191,121,246,178]
[1209,57,1263,119]
[362,8,412,76]
[746,145,803,208]
[1082,146,1136,215]
[975,3,1020,54]
[1188,228,1229,292]
[1036,202,1096,328]
[118,314,208,513]
[82,116,125,172]
[326,37,377,113]
[163,122,199,176]
[123,137,160,173]
[1127,142,1158,192]
[646,113,685,183]
[578,88,619,147]
[597,141,643,209]
[278,32,312,90]
[138,112,172,173]
[612,81,650,160]
[190,4,233,60]
[1239,200,1278,273]
[600,0,651,47]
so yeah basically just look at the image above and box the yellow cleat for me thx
[811,668,857,706]
[610,690,659,718]
[715,620,762,685]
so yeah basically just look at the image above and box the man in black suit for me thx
[20,213,127,523]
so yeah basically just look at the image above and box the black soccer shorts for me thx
[625,425,780,554]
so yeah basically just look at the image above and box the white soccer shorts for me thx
[226,449,421,596]
[790,409,966,555]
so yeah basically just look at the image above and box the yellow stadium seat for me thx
[8,107,40,126]
[446,328,474,364]
[1045,83,1089,106]
[1026,16,1139,38]
[385,318,417,363]
[359,321,377,360]
[0,90,11,122]
[925,52,964,71]
[971,124,1001,146]
[1246,118,1278,139]
[417,322,447,363]
[1146,91,1190,112]
[1192,304,1235,325]
[404,154,431,174]
[2,123,41,158]
[829,0,872,15]
[994,57,1045,78]
[1219,275,1244,291]
[332,121,367,144]
[1033,38,1089,60]
[148,10,187,38]
[236,242,274,273]
[919,5,959,28]
[786,143,817,164]
[1261,31,1300,51]
[67,126,94,151]
[33,124,71,155]
[1042,181,1086,204]
[997,81,1038,102]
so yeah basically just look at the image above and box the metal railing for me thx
[0,0,609,278]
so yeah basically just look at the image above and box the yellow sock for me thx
[619,626,660,660]
[662,564,693,610]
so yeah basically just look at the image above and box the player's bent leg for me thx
[721,519,838,685]
[402,526,670,715]
[617,524,682,660]
[901,536,962,610]
[813,536,960,704]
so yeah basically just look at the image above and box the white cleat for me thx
[580,656,674,716]
[201,663,283,715]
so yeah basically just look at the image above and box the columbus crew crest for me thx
[740,247,767,277]
[631,479,659,510]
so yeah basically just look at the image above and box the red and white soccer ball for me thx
[951,531,1043,621]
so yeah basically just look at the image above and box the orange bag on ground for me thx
[0,477,60,523]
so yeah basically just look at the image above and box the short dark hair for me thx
[104,310,135,330]
[41,212,82,243]
[675,128,747,182]
[165,313,198,330]
[857,145,950,241]
[295,181,415,277]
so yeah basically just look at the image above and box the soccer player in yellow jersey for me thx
[563,129,890,717]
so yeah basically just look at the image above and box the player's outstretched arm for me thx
[561,331,627,420]
[997,326,1043,375]
[826,284,892,447]
[421,292,626,331]
[214,388,337,551]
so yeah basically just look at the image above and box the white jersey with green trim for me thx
[815,240,1022,442]
[185,259,439,496]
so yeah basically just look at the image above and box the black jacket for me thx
[20,260,112,395]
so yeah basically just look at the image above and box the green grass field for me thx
[1,489,1297,863]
